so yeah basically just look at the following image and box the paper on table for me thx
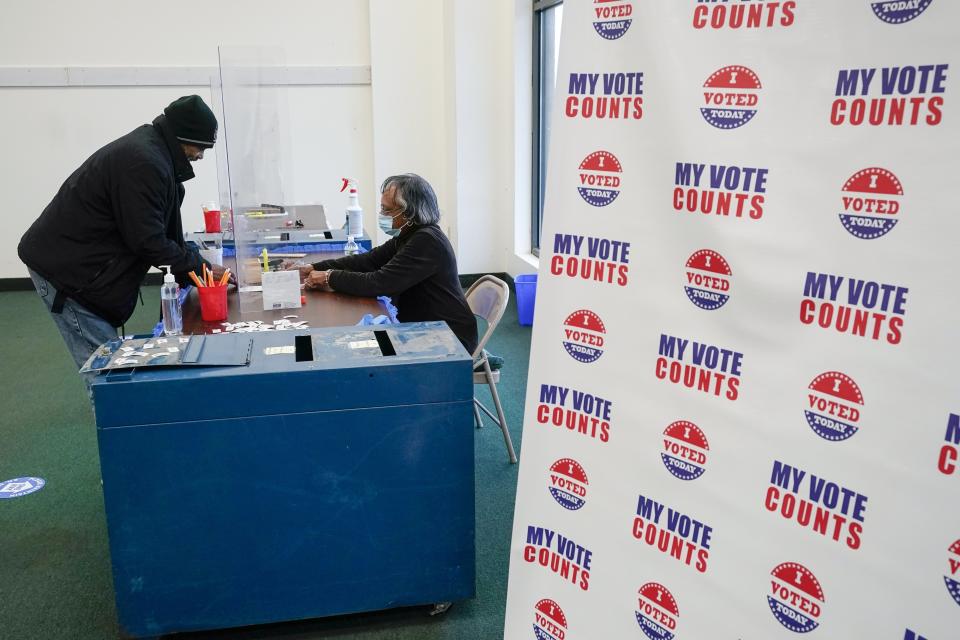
[261,270,302,311]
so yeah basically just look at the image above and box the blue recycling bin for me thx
[515,274,537,326]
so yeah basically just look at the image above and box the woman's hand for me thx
[284,262,316,282]
[303,269,333,291]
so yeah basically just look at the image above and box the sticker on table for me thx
[0,477,46,500]
[264,346,296,355]
[349,340,380,350]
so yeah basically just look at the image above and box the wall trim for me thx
[0,65,372,88]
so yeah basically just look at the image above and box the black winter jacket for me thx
[312,224,478,355]
[18,116,206,327]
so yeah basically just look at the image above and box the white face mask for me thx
[378,212,409,237]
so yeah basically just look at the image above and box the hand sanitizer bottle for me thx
[160,266,182,336]
[344,235,359,256]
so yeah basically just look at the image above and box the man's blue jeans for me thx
[28,269,117,370]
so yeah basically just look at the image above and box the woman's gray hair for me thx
[381,173,441,226]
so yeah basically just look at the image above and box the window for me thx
[532,0,563,255]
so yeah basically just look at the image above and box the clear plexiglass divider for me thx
[211,46,295,315]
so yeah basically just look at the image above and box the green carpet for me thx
[0,285,531,640]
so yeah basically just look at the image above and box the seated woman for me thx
[298,174,478,355]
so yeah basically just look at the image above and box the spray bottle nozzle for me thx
[340,177,359,194]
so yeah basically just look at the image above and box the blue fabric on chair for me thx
[474,350,503,372]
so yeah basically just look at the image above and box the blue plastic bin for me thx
[515,274,537,326]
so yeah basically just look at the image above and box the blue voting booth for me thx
[91,323,475,638]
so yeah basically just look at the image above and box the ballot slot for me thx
[295,335,314,362]
[374,330,396,357]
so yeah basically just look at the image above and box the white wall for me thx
[445,1,515,274]
[0,0,539,280]
[368,0,538,277]
[368,0,451,246]
[0,0,373,279]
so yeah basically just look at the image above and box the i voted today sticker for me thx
[0,477,46,499]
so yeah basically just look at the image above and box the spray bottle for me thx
[160,266,182,336]
[340,178,364,238]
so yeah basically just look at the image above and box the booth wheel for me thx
[430,602,453,616]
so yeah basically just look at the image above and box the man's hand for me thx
[304,269,333,291]
[209,263,236,286]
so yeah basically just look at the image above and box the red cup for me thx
[198,284,228,322]
[203,209,222,233]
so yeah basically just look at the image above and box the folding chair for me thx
[465,275,518,464]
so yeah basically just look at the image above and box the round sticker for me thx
[578,151,623,207]
[839,168,903,240]
[661,420,710,480]
[946,538,960,608]
[562,310,607,363]
[804,371,864,442]
[548,458,589,510]
[701,65,762,129]
[872,0,933,24]
[768,562,825,633]
[636,582,679,640]
[684,249,732,310]
[593,0,634,40]
[533,598,568,640]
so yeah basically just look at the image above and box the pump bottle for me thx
[344,235,359,256]
[341,178,364,238]
[160,266,182,336]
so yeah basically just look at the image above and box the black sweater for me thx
[313,225,478,355]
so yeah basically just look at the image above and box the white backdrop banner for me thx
[504,2,959,638]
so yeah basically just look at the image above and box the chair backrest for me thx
[464,275,510,359]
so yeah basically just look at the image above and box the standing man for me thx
[18,95,228,368]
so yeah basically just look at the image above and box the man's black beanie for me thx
[163,95,218,148]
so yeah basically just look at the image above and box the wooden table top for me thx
[181,253,387,334]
